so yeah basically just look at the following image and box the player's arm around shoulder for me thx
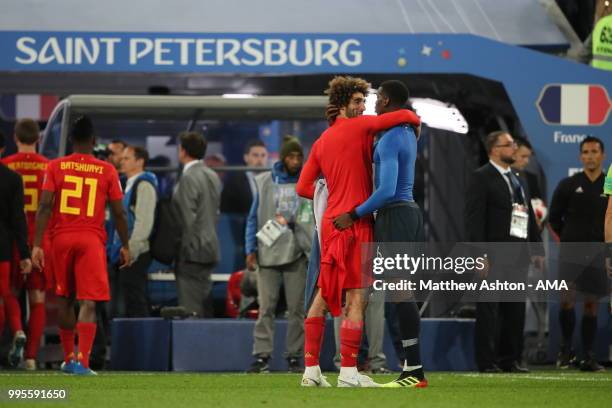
[361,109,421,134]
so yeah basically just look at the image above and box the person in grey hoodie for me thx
[245,136,314,373]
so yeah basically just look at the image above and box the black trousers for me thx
[374,201,424,243]
[475,301,526,369]
[119,252,152,317]
[375,202,424,365]
[474,243,530,370]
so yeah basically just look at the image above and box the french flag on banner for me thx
[536,84,611,126]
[0,94,59,121]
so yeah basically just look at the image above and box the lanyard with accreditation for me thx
[505,171,529,239]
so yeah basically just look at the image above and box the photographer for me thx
[245,136,313,373]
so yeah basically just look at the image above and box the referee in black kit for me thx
[0,132,33,325]
[549,136,608,372]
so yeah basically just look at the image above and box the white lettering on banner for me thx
[217,39,241,66]
[15,37,121,65]
[130,38,153,65]
[154,39,174,65]
[553,131,587,144]
[15,37,37,64]
[14,36,363,68]
[315,39,339,66]
[74,38,99,64]
[65,37,73,64]
[100,38,120,65]
[175,38,195,65]
[289,40,313,66]
[264,39,288,66]
[195,39,215,65]
[242,39,264,66]
[340,39,362,66]
[39,37,65,64]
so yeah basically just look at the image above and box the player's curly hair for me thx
[324,76,369,123]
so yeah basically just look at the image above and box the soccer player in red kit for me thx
[296,76,420,387]
[0,119,51,370]
[31,116,130,375]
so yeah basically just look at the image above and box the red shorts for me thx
[51,232,109,301]
[0,261,10,296]
[319,217,373,289]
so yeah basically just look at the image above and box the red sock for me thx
[4,293,23,334]
[59,328,75,364]
[340,319,363,368]
[0,300,5,332]
[25,302,46,360]
[76,322,96,369]
[304,316,325,367]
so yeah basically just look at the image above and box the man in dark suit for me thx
[220,140,268,214]
[172,131,222,317]
[0,132,32,344]
[465,130,544,373]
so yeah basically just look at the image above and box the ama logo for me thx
[536,84,611,126]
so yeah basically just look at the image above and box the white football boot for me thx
[301,366,332,387]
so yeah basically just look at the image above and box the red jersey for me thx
[1,152,49,241]
[296,110,420,214]
[42,153,123,240]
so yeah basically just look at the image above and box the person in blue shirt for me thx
[333,80,427,388]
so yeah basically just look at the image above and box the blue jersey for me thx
[355,125,416,217]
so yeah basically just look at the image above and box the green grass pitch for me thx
[1,370,611,407]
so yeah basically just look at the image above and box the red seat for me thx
[225,270,258,319]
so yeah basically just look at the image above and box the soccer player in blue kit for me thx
[333,80,427,388]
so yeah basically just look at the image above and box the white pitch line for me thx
[457,373,612,382]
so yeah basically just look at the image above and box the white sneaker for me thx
[301,366,332,387]
[8,331,26,368]
[24,359,37,371]
[337,372,380,388]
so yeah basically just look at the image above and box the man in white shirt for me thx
[113,145,158,317]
